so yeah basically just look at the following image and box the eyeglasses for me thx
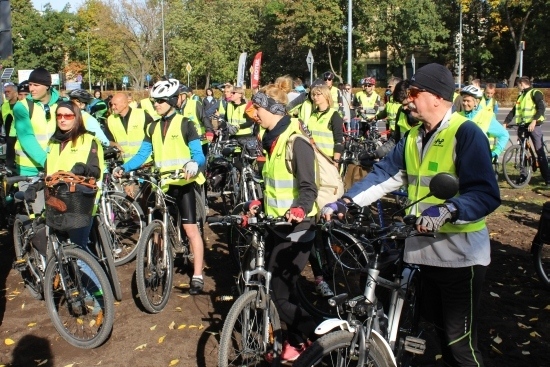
[407,87,427,99]
[152,98,168,104]
[56,113,75,120]
[232,92,242,95]
[43,104,51,120]
[364,84,374,87]
[345,88,351,91]
[324,78,333,81]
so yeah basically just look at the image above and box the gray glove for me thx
[183,160,199,177]
[226,124,239,136]
[112,166,124,182]
[415,205,453,232]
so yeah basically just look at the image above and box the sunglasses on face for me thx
[364,84,374,87]
[151,98,168,104]
[56,113,75,120]
[43,104,51,120]
[407,87,427,99]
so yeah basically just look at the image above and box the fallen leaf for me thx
[496,282,503,286]
[206,331,219,335]
[177,295,190,299]
[168,360,179,366]
[518,322,532,329]
[178,283,189,287]
[37,360,48,366]
[189,325,197,329]
[489,292,500,298]
[63,364,78,367]
[493,335,502,344]
[4,338,14,346]
[518,266,524,270]
[528,306,539,310]
[522,340,531,345]
[175,307,182,312]
[514,290,522,295]
[529,317,538,322]
[522,351,530,355]
[435,354,442,360]
[21,303,25,310]
[177,324,186,330]
[134,343,147,351]
[530,331,541,338]
[198,324,204,330]
[544,305,550,310]
[158,335,166,344]
[169,321,175,330]
[491,345,503,355]
[28,322,37,327]
[150,325,157,331]
[514,314,525,318]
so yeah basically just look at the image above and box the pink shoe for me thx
[281,341,306,362]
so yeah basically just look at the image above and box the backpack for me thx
[285,121,345,210]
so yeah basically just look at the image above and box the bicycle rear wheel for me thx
[43,246,115,349]
[136,220,174,313]
[502,144,532,188]
[532,237,550,289]
[13,216,44,300]
[218,290,282,367]
[103,191,145,266]
[292,330,389,367]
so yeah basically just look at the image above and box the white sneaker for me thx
[315,280,334,297]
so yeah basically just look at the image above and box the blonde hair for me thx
[259,84,289,105]
[310,85,333,108]
[274,75,293,94]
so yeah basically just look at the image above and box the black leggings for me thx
[267,236,318,346]
[166,184,196,224]
[420,265,486,367]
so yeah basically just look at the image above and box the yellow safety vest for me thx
[460,109,493,133]
[385,99,401,130]
[329,86,340,110]
[263,121,317,217]
[516,89,544,125]
[1,101,16,137]
[107,108,151,164]
[480,96,496,113]
[181,99,207,145]
[356,91,379,110]
[299,100,313,123]
[308,108,338,157]
[404,113,485,233]
[15,99,57,168]
[396,108,414,139]
[150,114,205,191]
[227,102,252,136]
[140,97,160,121]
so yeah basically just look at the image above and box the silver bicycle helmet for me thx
[68,89,94,104]
[150,79,180,99]
[460,85,483,99]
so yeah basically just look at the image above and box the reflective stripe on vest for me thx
[140,97,161,121]
[356,91,379,110]
[404,113,485,233]
[262,122,317,218]
[227,103,252,136]
[516,89,544,125]
[308,108,338,157]
[107,108,151,164]
[46,133,104,181]
[15,99,57,168]
[151,114,205,190]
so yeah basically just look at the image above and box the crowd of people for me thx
[0,63,547,366]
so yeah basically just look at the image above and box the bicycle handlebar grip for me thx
[5,176,31,185]
[207,216,226,224]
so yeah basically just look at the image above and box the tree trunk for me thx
[504,4,532,87]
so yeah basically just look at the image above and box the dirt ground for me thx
[0,176,549,367]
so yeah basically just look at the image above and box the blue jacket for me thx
[462,105,509,156]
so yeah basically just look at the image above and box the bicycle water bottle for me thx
[365,267,380,304]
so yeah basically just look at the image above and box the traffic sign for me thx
[186,63,192,73]
[1,68,14,80]
[306,49,314,71]
[122,76,129,84]
[411,54,416,75]
[146,74,151,82]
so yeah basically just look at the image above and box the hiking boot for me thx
[315,280,334,297]
[189,277,204,295]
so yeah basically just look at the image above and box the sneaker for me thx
[515,174,527,185]
[281,341,306,362]
[315,280,334,297]
[189,277,204,295]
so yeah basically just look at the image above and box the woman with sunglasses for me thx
[249,83,319,361]
[112,79,207,295]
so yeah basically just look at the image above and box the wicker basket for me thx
[45,181,97,232]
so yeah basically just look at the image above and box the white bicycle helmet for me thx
[460,85,483,99]
[150,79,180,99]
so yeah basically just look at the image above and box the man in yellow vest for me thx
[17,80,30,101]
[176,84,214,150]
[323,63,500,367]
[1,82,19,169]
[322,71,343,113]
[106,92,154,163]
[480,82,499,114]
[113,79,206,295]
[224,85,254,138]
[354,76,380,120]
[13,67,61,211]
[374,77,402,131]
[504,76,549,184]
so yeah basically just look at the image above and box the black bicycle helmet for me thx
[323,71,335,81]
[18,80,30,93]
[177,84,190,95]
[68,89,94,104]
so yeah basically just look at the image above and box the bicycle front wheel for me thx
[103,191,145,266]
[218,290,283,367]
[502,144,532,188]
[44,246,115,349]
[533,237,550,289]
[293,330,389,367]
[136,220,174,313]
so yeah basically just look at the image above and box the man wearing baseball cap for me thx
[13,67,64,210]
[323,63,500,366]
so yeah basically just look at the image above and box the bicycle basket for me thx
[45,172,98,232]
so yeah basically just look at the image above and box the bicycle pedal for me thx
[404,336,426,355]
[13,259,27,271]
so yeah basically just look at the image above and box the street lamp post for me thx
[161,0,167,76]
[347,0,352,85]
[87,33,92,92]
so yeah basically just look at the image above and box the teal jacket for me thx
[13,88,62,175]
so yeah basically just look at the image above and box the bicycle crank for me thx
[403,336,426,354]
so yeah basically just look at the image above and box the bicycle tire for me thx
[92,217,123,302]
[394,269,421,367]
[532,237,550,289]
[135,220,174,313]
[103,191,145,266]
[502,144,532,188]
[292,329,389,367]
[228,202,249,269]
[43,246,115,349]
[13,216,44,300]
[218,289,283,367]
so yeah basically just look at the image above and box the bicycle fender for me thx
[371,329,397,367]
[314,319,355,335]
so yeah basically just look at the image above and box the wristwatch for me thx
[444,202,458,221]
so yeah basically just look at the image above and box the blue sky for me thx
[31,0,83,12]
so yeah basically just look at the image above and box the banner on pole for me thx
[236,52,247,87]
[251,52,262,89]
